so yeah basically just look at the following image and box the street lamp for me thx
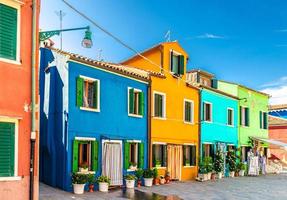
[39,26,93,48]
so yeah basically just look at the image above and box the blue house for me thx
[187,70,238,169]
[39,48,150,191]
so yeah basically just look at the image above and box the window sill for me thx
[76,171,95,175]
[183,166,195,168]
[0,176,22,182]
[153,117,166,120]
[127,169,138,172]
[184,121,194,125]
[0,57,21,65]
[80,107,100,112]
[153,167,166,170]
[128,113,143,118]
[203,120,212,123]
[227,124,234,127]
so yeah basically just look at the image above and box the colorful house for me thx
[269,104,287,119]
[0,1,40,200]
[186,70,239,165]
[122,41,199,181]
[217,80,269,161]
[39,48,152,191]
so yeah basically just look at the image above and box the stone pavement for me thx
[40,174,287,200]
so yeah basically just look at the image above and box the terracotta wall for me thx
[269,126,287,162]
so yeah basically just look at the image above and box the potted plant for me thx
[135,169,144,187]
[198,160,208,181]
[165,171,171,183]
[129,162,137,171]
[238,162,246,177]
[153,168,160,185]
[87,174,96,192]
[72,173,88,194]
[204,157,213,180]
[155,159,162,168]
[185,159,191,167]
[79,163,89,173]
[97,175,111,192]
[159,175,165,184]
[214,150,224,179]
[125,174,136,189]
[143,168,154,187]
[226,150,236,178]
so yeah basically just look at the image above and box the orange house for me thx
[0,1,40,200]
[122,41,199,180]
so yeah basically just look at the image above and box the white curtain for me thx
[167,145,182,180]
[102,142,123,185]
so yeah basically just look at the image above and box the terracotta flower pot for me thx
[153,178,160,185]
[137,180,142,188]
[165,176,170,184]
[88,184,94,192]
[211,173,216,180]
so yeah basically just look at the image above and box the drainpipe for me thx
[198,89,202,164]
[30,0,37,200]
[147,80,152,168]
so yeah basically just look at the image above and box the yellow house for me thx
[122,41,199,180]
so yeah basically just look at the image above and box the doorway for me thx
[102,140,123,186]
[167,145,182,180]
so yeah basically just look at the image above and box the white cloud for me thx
[261,76,287,105]
[196,33,225,39]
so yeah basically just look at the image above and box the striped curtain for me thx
[102,142,123,185]
[167,145,182,180]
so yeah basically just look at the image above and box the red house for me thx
[0,1,40,199]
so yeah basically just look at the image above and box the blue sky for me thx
[40,0,287,104]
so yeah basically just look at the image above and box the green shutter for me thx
[0,4,17,60]
[139,92,144,116]
[93,81,98,109]
[129,88,134,114]
[154,94,159,117]
[179,55,185,75]
[201,144,205,158]
[246,108,250,126]
[191,146,196,166]
[170,51,173,72]
[0,122,15,177]
[259,111,262,129]
[138,142,144,168]
[239,106,242,125]
[72,140,79,173]
[163,145,167,167]
[124,141,130,170]
[76,77,84,107]
[183,146,186,166]
[91,140,98,171]
[158,95,163,117]
[263,112,267,129]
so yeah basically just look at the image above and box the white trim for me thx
[0,176,21,181]
[183,99,194,124]
[240,106,249,127]
[127,87,143,117]
[126,140,141,143]
[102,139,122,144]
[153,91,166,119]
[203,101,213,122]
[152,142,167,145]
[183,143,196,146]
[76,171,95,175]
[227,144,235,146]
[70,60,149,84]
[227,107,234,127]
[0,115,22,120]
[80,107,100,112]
[153,167,167,170]
[183,166,195,168]
[79,75,98,82]
[75,137,96,141]
[202,142,213,144]
[0,117,19,178]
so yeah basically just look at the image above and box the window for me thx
[124,141,144,170]
[203,102,212,122]
[0,122,16,177]
[154,92,166,118]
[72,139,98,172]
[128,88,144,116]
[152,144,167,167]
[76,76,100,111]
[170,50,184,75]
[241,146,252,162]
[240,107,249,126]
[260,111,268,129]
[0,3,18,61]
[184,100,194,123]
[202,144,214,159]
[183,145,196,166]
[227,108,234,126]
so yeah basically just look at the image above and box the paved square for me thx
[40,174,287,200]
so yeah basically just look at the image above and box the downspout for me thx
[30,0,37,200]
[198,89,202,166]
[147,79,152,168]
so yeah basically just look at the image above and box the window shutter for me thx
[163,145,167,167]
[191,146,196,166]
[152,145,156,167]
[76,77,84,107]
[179,55,185,75]
[124,141,130,170]
[183,146,186,166]
[158,95,163,117]
[93,81,98,109]
[170,51,173,72]
[129,88,134,114]
[246,108,250,126]
[263,112,267,129]
[0,122,15,177]
[210,144,214,160]
[239,106,242,125]
[139,92,144,116]
[0,4,17,60]
[202,144,205,158]
[91,140,98,171]
[259,111,262,129]
[154,94,159,117]
[138,142,144,168]
[72,140,79,172]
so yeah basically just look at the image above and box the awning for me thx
[251,137,287,151]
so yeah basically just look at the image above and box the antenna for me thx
[55,10,66,50]
[164,30,171,42]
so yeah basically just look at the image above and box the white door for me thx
[102,140,123,186]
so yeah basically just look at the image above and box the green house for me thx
[217,80,269,162]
